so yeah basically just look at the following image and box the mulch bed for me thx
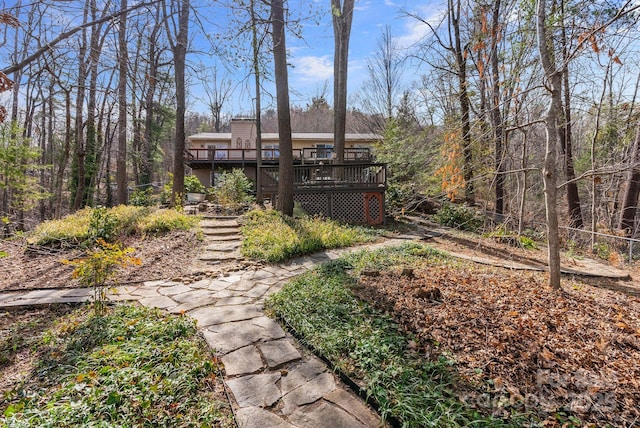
[355,265,640,427]
[0,231,203,292]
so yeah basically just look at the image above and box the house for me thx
[186,118,386,224]
[186,118,380,185]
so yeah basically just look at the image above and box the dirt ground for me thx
[0,230,203,292]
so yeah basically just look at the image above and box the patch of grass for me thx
[341,242,454,274]
[0,306,78,368]
[28,206,197,247]
[0,250,7,258]
[433,202,484,232]
[485,227,539,250]
[1,304,233,427]
[137,208,201,234]
[266,244,520,427]
[28,208,93,246]
[108,205,149,234]
[240,209,378,262]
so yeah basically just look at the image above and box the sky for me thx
[189,0,441,115]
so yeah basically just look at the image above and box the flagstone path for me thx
[0,215,414,427]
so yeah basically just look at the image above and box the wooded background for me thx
[3,0,640,286]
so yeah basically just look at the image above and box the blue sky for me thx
[190,0,440,115]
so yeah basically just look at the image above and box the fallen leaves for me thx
[354,263,640,426]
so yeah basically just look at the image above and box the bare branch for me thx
[2,1,160,76]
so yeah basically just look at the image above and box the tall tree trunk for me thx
[142,9,162,187]
[490,0,505,215]
[85,2,107,206]
[518,129,529,234]
[331,0,354,163]
[72,1,91,211]
[54,89,72,218]
[620,125,640,235]
[271,0,293,216]
[169,0,190,205]
[39,91,47,221]
[250,0,263,203]
[537,0,562,290]
[559,5,583,229]
[451,0,474,203]
[117,0,128,205]
[590,64,609,246]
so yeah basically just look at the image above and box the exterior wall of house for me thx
[231,118,256,149]
[193,169,211,187]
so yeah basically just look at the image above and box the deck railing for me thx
[259,163,386,193]
[185,147,372,163]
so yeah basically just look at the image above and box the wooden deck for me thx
[185,147,373,167]
[259,163,386,194]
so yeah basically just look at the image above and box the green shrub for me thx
[109,205,147,233]
[518,235,538,250]
[184,175,206,193]
[592,242,611,260]
[87,206,147,243]
[241,209,376,262]
[486,226,538,250]
[211,169,254,208]
[137,208,200,234]
[28,208,92,246]
[129,187,154,206]
[433,202,483,232]
[28,206,195,246]
[88,207,118,243]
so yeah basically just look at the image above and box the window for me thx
[236,137,242,148]
[316,144,333,159]
[209,144,228,159]
[263,144,279,159]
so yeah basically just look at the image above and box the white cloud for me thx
[291,55,334,81]
[354,0,372,11]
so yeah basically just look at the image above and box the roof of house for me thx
[187,132,382,142]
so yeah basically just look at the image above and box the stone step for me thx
[201,228,241,236]
[205,234,243,242]
[201,215,240,220]
[198,251,241,262]
[206,242,241,252]
[201,220,239,228]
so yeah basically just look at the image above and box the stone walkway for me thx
[0,215,412,427]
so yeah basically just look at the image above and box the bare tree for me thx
[250,0,265,203]
[370,25,403,120]
[407,0,474,203]
[558,2,583,229]
[358,25,404,132]
[1,1,158,77]
[163,0,190,205]
[536,0,563,290]
[271,0,293,216]
[199,64,233,132]
[117,0,128,205]
[331,0,354,163]
[141,3,166,187]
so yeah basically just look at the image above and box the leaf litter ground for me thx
[355,257,640,427]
